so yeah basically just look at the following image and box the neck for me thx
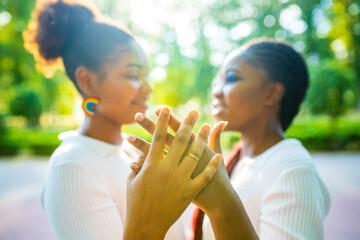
[239,118,285,159]
[79,114,123,145]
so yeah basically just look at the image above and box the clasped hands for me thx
[123,107,228,239]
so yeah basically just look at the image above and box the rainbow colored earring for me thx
[82,97,100,117]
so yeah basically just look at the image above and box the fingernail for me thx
[189,110,199,119]
[130,162,139,170]
[135,112,144,121]
[202,124,210,134]
[162,107,170,114]
[155,107,161,116]
[127,134,136,143]
[221,121,228,130]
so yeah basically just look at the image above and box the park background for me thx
[0,0,360,239]
[1,0,360,153]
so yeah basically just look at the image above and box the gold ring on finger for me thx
[188,153,199,162]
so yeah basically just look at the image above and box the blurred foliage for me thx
[0,127,61,156]
[9,86,42,126]
[0,0,360,154]
[1,115,360,156]
[0,0,77,117]
[306,60,359,118]
[286,115,360,151]
[92,0,360,109]
[0,114,5,132]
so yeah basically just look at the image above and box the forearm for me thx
[204,180,259,240]
[193,167,258,239]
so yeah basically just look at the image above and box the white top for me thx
[202,138,331,240]
[41,131,186,240]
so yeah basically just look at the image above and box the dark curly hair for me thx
[24,0,136,92]
[240,39,309,131]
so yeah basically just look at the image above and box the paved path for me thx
[0,157,55,240]
[0,153,359,240]
[312,153,360,240]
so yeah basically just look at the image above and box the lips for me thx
[132,101,147,107]
[212,99,226,115]
[131,96,149,109]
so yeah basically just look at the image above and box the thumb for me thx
[208,121,227,153]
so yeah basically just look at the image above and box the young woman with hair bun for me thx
[24,1,225,239]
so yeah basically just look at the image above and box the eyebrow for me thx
[124,63,143,68]
[225,68,242,74]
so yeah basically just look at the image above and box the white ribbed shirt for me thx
[202,138,331,240]
[41,131,186,240]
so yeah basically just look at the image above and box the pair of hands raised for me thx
[123,107,227,239]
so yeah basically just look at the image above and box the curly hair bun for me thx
[24,0,100,77]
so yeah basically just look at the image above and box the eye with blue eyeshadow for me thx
[125,75,139,80]
[226,74,242,83]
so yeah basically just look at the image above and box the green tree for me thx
[327,0,360,95]
[306,60,359,129]
[9,87,43,127]
[1,0,360,122]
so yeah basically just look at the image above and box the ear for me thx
[75,66,99,96]
[264,82,285,108]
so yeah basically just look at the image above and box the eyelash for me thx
[226,75,242,83]
[126,74,139,80]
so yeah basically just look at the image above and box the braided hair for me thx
[24,0,136,93]
[240,39,309,131]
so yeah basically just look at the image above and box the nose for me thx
[212,84,224,99]
[142,78,153,94]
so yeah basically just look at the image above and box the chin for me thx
[213,112,227,122]
[131,103,148,114]
[225,123,238,132]
[126,118,137,125]
[138,108,147,114]
[213,115,237,132]
[125,107,147,124]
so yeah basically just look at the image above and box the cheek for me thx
[225,84,264,113]
[99,82,141,108]
[223,85,245,108]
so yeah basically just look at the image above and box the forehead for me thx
[104,41,147,69]
[221,49,268,81]
[221,51,250,73]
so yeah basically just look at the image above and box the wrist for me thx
[202,174,239,217]
[123,219,167,240]
[204,191,259,240]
